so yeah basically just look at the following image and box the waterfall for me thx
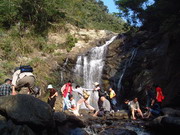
[74,36,117,109]
[117,48,138,91]
[60,58,69,82]
[74,36,117,88]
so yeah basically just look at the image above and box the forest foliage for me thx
[115,0,180,31]
[0,0,127,84]
[0,0,126,33]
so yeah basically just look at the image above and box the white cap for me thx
[94,82,99,86]
[47,84,53,89]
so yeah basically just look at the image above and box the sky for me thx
[101,0,155,13]
[101,0,119,13]
[101,0,155,26]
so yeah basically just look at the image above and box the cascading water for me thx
[74,36,117,88]
[74,36,117,109]
[60,58,69,82]
[117,48,138,91]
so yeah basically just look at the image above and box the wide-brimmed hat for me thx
[94,82,99,86]
[47,84,53,89]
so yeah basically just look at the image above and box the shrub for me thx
[65,34,77,52]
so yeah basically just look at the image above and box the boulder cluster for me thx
[0,95,85,135]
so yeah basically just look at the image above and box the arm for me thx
[51,92,58,98]
[12,86,17,95]
[111,90,116,98]
[94,87,100,91]
[11,70,21,95]
[61,85,65,94]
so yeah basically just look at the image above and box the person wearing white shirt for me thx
[12,68,35,95]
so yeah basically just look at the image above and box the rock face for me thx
[0,95,85,135]
[58,33,117,86]
[103,29,180,107]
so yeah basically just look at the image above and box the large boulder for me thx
[0,94,53,127]
[147,116,180,134]
[162,108,180,117]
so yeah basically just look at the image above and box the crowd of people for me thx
[0,65,165,120]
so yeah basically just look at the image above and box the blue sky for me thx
[101,0,155,13]
[101,0,119,13]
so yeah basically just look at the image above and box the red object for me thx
[49,88,57,97]
[156,87,164,102]
[63,83,72,98]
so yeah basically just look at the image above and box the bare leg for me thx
[131,108,136,120]
[77,98,85,111]
[84,100,95,111]
[93,110,99,117]
[137,109,144,118]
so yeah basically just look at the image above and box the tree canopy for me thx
[0,0,126,33]
[115,0,180,30]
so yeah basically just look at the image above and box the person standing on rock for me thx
[93,82,105,109]
[47,84,58,111]
[155,84,164,107]
[61,80,73,111]
[11,66,35,95]
[73,85,95,113]
[109,87,117,112]
[145,85,155,109]
[0,79,12,96]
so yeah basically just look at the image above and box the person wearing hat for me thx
[47,84,58,111]
[93,82,105,109]
[0,79,12,96]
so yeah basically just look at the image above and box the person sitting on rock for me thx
[67,94,79,116]
[47,84,58,111]
[73,85,95,113]
[144,102,161,119]
[11,66,35,95]
[93,96,111,117]
[0,79,12,96]
[109,87,117,112]
[126,97,144,120]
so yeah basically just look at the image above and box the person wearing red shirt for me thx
[61,80,73,111]
[155,85,164,107]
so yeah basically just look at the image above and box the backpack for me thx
[83,90,90,99]
[19,65,33,73]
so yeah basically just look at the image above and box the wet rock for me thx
[66,115,86,128]
[99,128,137,135]
[0,121,8,134]
[69,128,89,135]
[54,112,67,123]
[161,116,180,129]
[11,125,36,135]
[162,108,180,117]
[0,95,53,127]
[147,115,180,134]
[113,110,129,119]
